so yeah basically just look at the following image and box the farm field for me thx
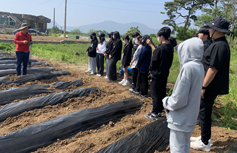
[0,51,236,152]
[0,34,89,42]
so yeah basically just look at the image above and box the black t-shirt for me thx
[201,37,230,95]
[203,39,213,52]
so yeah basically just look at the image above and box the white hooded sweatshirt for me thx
[162,37,204,132]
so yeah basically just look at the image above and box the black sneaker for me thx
[144,113,161,120]
[130,90,139,95]
[140,95,147,98]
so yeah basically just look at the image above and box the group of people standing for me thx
[85,17,230,153]
[85,31,122,83]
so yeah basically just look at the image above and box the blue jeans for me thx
[16,51,30,76]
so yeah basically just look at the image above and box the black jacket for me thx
[203,39,213,52]
[122,42,133,67]
[110,40,122,60]
[132,43,138,56]
[86,39,98,57]
[105,39,113,55]
[149,42,174,79]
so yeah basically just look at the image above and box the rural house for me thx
[0,11,51,33]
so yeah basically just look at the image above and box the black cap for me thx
[132,32,140,37]
[99,33,105,37]
[199,26,210,35]
[205,18,231,33]
[90,32,96,36]
[139,35,150,41]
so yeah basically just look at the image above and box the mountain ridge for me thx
[48,20,159,35]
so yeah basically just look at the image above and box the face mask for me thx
[157,37,161,44]
[113,35,115,39]
[135,40,138,44]
[123,41,126,44]
[133,38,135,41]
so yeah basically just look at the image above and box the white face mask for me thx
[113,35,115,39]
[123,40,126,44]
[157,37,162,44]
[135,40,138,44]
[133,38,135,41]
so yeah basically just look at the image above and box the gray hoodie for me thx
[162,37,204,132]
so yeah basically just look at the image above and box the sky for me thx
[0,0,202,30]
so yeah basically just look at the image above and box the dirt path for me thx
[0,55,236,153]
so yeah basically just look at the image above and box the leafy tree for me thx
[150,34,156,37]
[162,0,214,35]
[176,26,198,40]
[125,26,141,37]
[70,29,82,35]
[219,0,237,38]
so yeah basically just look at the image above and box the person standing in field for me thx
[86,32,98,75]
[108,31,122,83]
[14,23,32,76]
[129,35,143,92]
[119,35,133,86]
[96,33,107,77]
[131,35,152,98]
[145,27,174,120]
[198,26,213,52]
[130,32,141,88]
[162,37,204,153]
[190,18,231,152]
[104,32,114,79]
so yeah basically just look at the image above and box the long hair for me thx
[113,31,121,46]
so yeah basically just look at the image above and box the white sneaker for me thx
[104,76,108,79]
[190,136,213,146]
[129,88,133,91]
[85,70,91,73]
[122,80,130,86]
[91,72,95,75]
[119,79,126,85]
[190,139,211,152]
[96,74,101,77]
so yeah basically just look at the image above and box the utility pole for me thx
[53,8,55,33]
[64,0,67,37]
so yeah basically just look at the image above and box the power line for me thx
[68,0,161,13]
[56,0,64,9]
[16,0,52,12]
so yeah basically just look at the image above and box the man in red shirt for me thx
[14,23,32,76]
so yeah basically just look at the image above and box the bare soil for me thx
[0,34,88,42]
[0,55,236,153]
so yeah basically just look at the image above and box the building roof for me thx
[0,11,51,23]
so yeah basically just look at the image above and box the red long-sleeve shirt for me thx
[14,31,32,52]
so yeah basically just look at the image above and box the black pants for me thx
[96,53,104,75]
[200,94,217,145]
[135,72,148,95]
[109,58,118,81]
[16,51,30,76]
[132,68,138,89]
[151,77,167,114]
